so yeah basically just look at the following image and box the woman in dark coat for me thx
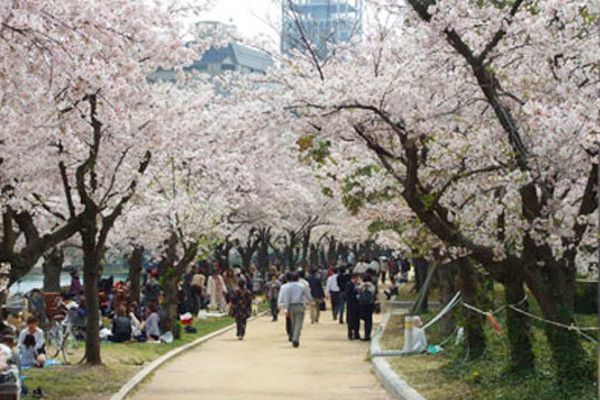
[229,280,253,340]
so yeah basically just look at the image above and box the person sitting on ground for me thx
[141,303,160,342]
[17,316,46,368]
[408,316,428,353]
[109,305,132,343]
[128,303,143,340]
[0,335,20,399]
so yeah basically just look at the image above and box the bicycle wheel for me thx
[61,329,75,364]
[45,321,63,359]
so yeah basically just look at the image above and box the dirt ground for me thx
[129,311,391,400]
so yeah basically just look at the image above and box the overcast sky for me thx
[202,0,280,41]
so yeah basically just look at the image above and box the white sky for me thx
[202,0,281,41]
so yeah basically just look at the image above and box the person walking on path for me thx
[266,274,282,322]
[307,269,325,324]
[278,272,312,348]
[229,280,253,340]
[326,268,340,321]
[279,273,294,341]
[336,267,351,324]
[358,274,376,341]
[345,273,361,340]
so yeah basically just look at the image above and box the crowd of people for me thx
[0,253,415,397]
[261,255,407,348]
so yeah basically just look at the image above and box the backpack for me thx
[358,289,375,306]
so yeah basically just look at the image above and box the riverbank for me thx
[23,317,234,400]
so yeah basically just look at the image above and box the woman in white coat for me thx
[207,271,228,312]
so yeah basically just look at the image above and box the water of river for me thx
[9,270,129,294]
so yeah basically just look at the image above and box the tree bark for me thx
[256,227,271,276]
[213,239,232,269]
[457,258,486,359]
[301,228,311,263]
[503,275,534,373]
[2,208,81,287]
[308,244,320,268]
[526,271,594,382]
[81,212,102,365]
[161,240,198,334]
[326,236,337,265]
[43,247,64,292]
[437,261,456,337]
[128,246,144,305]
[413,257,429,313]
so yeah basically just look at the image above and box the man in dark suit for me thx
[345,273,361,340]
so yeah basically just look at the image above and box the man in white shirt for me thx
[278,272,312,348]
[326,269,341,321]
[353,258,369,275]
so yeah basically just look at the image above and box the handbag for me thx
[319,300,326,311]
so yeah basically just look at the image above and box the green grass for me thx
[381,303,598,400]
[393,283,442,303]
[23,317,234,400]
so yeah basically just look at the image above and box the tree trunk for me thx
[338,243,349,264]
[81,214,102,365]
[43,247,64,292]
[437,261,456,337]
[504,276,535,373]
[257,228,270,276]
[326,236,337,265]
[128,246,144,305]
[240,249,253,270]
[162,243,198,334]
[413,257,429,313]
[457,258,486,359]
[213,239,232,269]
[527,276,594,382]
[301,229,311,263]
[309,244,319,268]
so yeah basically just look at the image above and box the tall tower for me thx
[281,0,363,58]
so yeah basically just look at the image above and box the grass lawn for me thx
[381,303,597,400]
[23,316,235,400]
[393,282,442,303]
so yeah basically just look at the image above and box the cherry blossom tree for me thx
[261,0,598,381]
[0,0,215,364]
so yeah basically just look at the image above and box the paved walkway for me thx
[129,312,392,400]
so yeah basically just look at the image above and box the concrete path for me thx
[129,313,392,400]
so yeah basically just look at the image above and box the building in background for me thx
[192,43,273,76]
[151,21,273,82]
[281,0,363,58]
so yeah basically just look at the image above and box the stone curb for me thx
[371,312,428,400]
[110,310,269,400]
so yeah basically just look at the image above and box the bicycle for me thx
[45,300,86,365]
